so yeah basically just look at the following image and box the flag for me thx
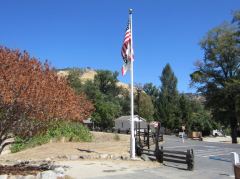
[121,19,134,76]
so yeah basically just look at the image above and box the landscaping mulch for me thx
[0,162,50,175]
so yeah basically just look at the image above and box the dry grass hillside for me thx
[57,68,130,90]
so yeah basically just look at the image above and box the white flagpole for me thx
[129,8,135,159]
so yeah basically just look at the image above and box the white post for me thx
[129,8,135,159]
[232,152,239,165]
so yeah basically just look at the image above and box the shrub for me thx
[11,121,92,153]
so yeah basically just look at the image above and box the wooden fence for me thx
[135,123,163,149]
[135,123,194,171]
[156,146,194,171]
[136,145,194,171]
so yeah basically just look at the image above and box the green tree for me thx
[190,12,240,143]
[94,70,120,97]
[159,64,180,129]
[176,93,216,135]
[66,69,123,130]
[179,94,192,126]
[118,88,130,116]
[187,99,216,134]
[89,70,122,129]
[92,100,121,129]
[160,64,178,97]
[67,69,83,94]
[143,83,160,120]
[136,92,154,122]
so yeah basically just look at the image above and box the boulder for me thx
[22,175,36,179]
[37,171,57,179]
[67,155,79,160]
[99,154,109,159]
[0,175,8,179]
[54,167,65,174]
[141,154,150,161]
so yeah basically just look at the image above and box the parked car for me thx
[212,130,225,137]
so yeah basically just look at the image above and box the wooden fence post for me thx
[190,149,194,170]
[160,146,163,163]
[144,130,146,144]
[147,124,150,149]
[186,149,194,171]
[135,141,142,156]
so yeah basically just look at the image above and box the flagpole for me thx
[129,8,135,159]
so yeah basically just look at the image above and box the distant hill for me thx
[57,68,204,98]
[56,68,130,90]
[184,93,206,103]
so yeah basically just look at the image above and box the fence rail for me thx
[136,145,194,171]
[135,122,194,171]
[156,146,194,171]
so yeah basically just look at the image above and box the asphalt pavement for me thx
[62,135,239,179]
[95,135,239,179]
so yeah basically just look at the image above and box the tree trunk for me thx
[231,116,238,144]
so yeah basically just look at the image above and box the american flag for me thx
[121,19,134,76]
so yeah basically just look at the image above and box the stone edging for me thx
[0,153,139,179]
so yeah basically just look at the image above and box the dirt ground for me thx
[0,132,160,177]
[0,132,132,162]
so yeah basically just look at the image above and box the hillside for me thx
[57,68,206,101]
[57,68,130,90]
[184,93,206,103]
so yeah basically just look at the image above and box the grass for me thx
[11,121,92,153]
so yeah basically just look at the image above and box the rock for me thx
[131,157,142,161]
[94,155,99,159]
[79,155,90,159]
[38,171,57,179]
[22,175,36,179]
[0,175,8,179]
[108,154,114,159]
[120,156,129,160]
[67,155,79,160]
[99,154,108,159]
[36,173,41,179]
[141,154,150,161]
[54,167,65,174]
[87,155,93,159]
[112,155,121,160]
[44,158,51,162]
[16,160,22,164]
[57,155,67,160]
[9,175,23,179]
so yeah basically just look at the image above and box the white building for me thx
[114,115,148,133]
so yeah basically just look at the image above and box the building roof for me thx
[115,115,146,122]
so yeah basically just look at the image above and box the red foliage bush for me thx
[0,47,94,121]
[0,47,94,149]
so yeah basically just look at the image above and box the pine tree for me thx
[159,64,180,130]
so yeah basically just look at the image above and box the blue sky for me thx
[0,1,239,93]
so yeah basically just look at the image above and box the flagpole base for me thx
[130,135,135,159]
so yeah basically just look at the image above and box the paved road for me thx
[96,135,239,179]
[63,135,239,179]
[163,135,240,161]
